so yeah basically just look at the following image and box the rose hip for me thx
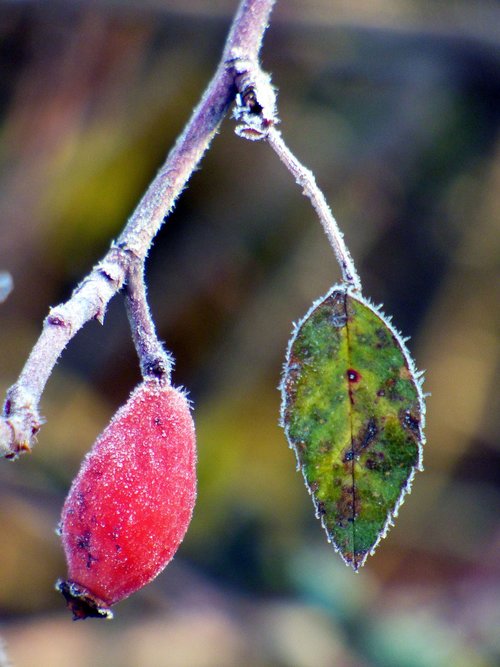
[57,380,196,619]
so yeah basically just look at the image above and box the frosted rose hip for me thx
[57,380,196,619]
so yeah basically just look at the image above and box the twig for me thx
[0,0,276,459]
[232,60,362,291]
[124,250,173,384]
[266,128,361,291]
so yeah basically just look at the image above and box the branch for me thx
[0,0,276,460]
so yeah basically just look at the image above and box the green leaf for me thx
[281,285,425,570]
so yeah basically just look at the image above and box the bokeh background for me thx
[0,1,499,665]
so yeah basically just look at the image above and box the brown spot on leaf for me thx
[399,366,412,380]
[352,549,369,571]
[401,409,420,436]
[316,500,326,516]
[296,440,307,454]
[344,450,355,463]
[336,485,360,526]
[365,450,389,473]
[319,440,332,453]
[347,369,361,383]
[299,345,312,360]
[375,328,390,348]
[343,418,378,462]
[341,548,369,570]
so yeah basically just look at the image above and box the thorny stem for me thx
[0,0,276,459]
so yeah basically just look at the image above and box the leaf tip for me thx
[340,549,369,572]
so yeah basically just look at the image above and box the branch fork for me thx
[1,0,361,460]
[0,0,277,459]
[232,55,278,140]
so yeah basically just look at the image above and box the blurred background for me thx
[0,0,499,665]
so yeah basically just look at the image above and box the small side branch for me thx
[232,60,362,292]
[124,251,173,384]
[0,0,276,459]
[266,128,361,291]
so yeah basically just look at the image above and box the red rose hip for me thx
[57,380,196,619]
